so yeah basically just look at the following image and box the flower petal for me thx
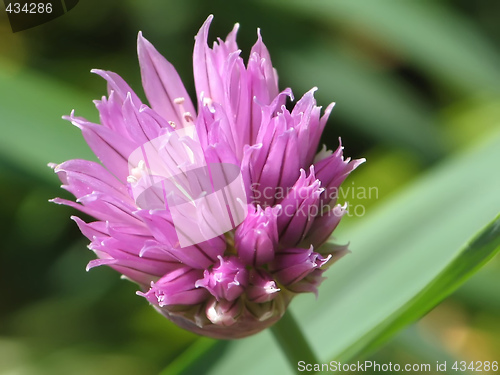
[53,159,130,202]
[138,32,196,127]
[64,112,138,182]
[193,15,225,106]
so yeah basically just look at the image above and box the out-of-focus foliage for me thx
[0,0,499,374]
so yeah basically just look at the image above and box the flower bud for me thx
[235,205,279,266]
[138,267,208,307]
[206,298,243,326]
[195,256,249,301]
[269,246,331,286]
[246,269,280,303]
[277,167,323,248]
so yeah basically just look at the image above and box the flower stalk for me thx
[271,310,319,374]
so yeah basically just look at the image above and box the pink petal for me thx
[137,32,196,127]
[64,113,138,182]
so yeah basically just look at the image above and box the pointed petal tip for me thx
[137,31,146,49]
[70,215,84,224]
[61,109,75,121]
[197,14,214,39]
[85,258,117,272]
[323,102,336,117]
[137,30,152,50]
[280,87,294,102]
[49,197,68,205]
[354,158,367,168]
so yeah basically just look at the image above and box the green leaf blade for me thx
[333,212,500,363]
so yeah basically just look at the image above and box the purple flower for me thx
[51,15,364,339]
[139,267,208,307]
[247,269,280,303]
[235,205,279,266]
[195,256,249,302]
[269,246,331,289]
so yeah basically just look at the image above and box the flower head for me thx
[51,15,364,339]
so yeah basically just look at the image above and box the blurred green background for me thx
[0,0,499,374]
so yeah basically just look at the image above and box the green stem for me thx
[159,337,217,375]
[271,310,319,373]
